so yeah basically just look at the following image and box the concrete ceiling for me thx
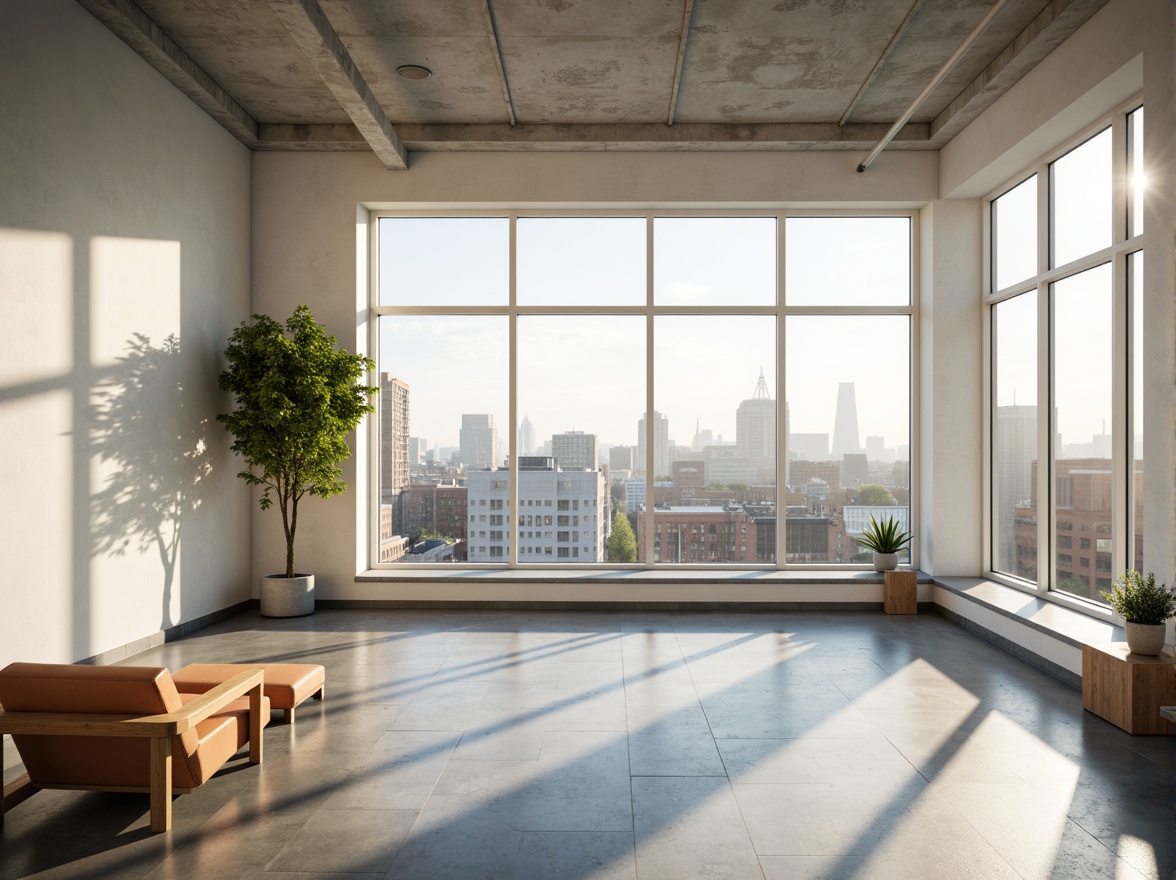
[77,0,1111,169]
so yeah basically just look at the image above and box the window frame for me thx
[370,207,919,571]
[982,94,1144,618]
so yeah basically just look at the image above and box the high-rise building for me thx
[994,404,1037,574]
[831,382,861,457]
[460,413,499,470]
[519,413,535,456]
[409,436,427,470]
[637,411,670,478]
[380,374,410,504]
[552,431,598,470]
[609,445,636,475]
[467,457,607,562]
[736,370,776,459]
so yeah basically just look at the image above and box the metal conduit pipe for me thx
[857,0,1012,172]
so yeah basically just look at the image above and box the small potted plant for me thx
[218,305,376,617]
[1100,571,1175,656]
[856,514,911,572]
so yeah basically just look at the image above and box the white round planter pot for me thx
[1123,621,1166,656]
[873,552,898,572]
[260,574,315,618]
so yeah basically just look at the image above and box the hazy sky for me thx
[379,216,914,453]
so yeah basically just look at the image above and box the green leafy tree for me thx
[218,305,377,578]
[607,509,638,562]
[856,484,896,506]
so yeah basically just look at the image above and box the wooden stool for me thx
[173,663,324,724]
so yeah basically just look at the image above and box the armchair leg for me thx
[248,684,263,765]
[149,737,172,832]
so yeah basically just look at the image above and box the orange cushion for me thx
[172,663,323,711]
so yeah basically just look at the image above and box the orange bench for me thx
[172,663,324,724]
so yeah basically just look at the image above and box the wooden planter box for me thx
[1082,642,1176,735]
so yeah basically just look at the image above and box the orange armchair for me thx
[0,662,267,832]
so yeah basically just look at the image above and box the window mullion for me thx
[508,214,518,568]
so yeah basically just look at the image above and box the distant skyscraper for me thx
[380,374,409,503]
[552,431,598,470]
[519,413,535,456]
[736,369,776,459]
[410,436,428,467]
[460,414,499,469]
[831,382,861,457]
[637,411,670,478]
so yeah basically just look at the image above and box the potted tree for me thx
[856,514,911,572]
[218,305,376,617]
[1100,571,1175,656]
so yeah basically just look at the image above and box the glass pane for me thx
[654,218,775,305]
[379,217,508,306]
[513,316,644,564]
[1050,128,1111,268]
[378,316,508,563]
[992,176,1037,292]
[652,317,777,564]
[785,316,910,564]
[785,217,910,306]
[1130,251,1144,572]
[1052,263,1113,602]
[1128,107,1145,237]
[992,293,1038,581]
[518,217,646,306]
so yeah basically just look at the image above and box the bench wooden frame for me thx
[0,668,264,832]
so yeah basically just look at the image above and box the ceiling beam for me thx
[255,122,932,153]
[666,0,695,126]
[839,0,929,128]
[265,0,407,170]
[75,0,259,147]
[481,0,517,127]
[929,0,1110,145]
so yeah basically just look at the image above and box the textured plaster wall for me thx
[0,0,253,664]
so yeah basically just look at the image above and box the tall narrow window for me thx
[987,99,1143,610]
[992,293,1037,581]
[1051,264,1113,601]
[1130,251,1144,571]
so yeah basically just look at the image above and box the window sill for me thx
[356,568,928,586]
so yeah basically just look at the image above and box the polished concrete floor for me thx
[1,609,1172,880]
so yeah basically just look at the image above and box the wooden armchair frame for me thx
[0,668,264,832]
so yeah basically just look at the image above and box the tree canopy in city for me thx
[856,483,896,506]
[607,509,637,562]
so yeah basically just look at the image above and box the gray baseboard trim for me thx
[934,605,1081,690]
[77,599,259,666]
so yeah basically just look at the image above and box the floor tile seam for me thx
[1064,812,1153,871]
[620,648,641,880]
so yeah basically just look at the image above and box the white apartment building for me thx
[467,457,607,562]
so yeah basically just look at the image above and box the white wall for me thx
[941,0,1176,619]
[0,0,253,664]
[252,150,938,599]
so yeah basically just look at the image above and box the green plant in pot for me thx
[855,514,911,572]
[218,305,376,617]
[1100,571,1175,656]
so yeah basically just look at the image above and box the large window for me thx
[373,212,914,568]
[986,99,1145,608]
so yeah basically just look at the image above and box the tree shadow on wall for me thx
[89,334,212,631]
